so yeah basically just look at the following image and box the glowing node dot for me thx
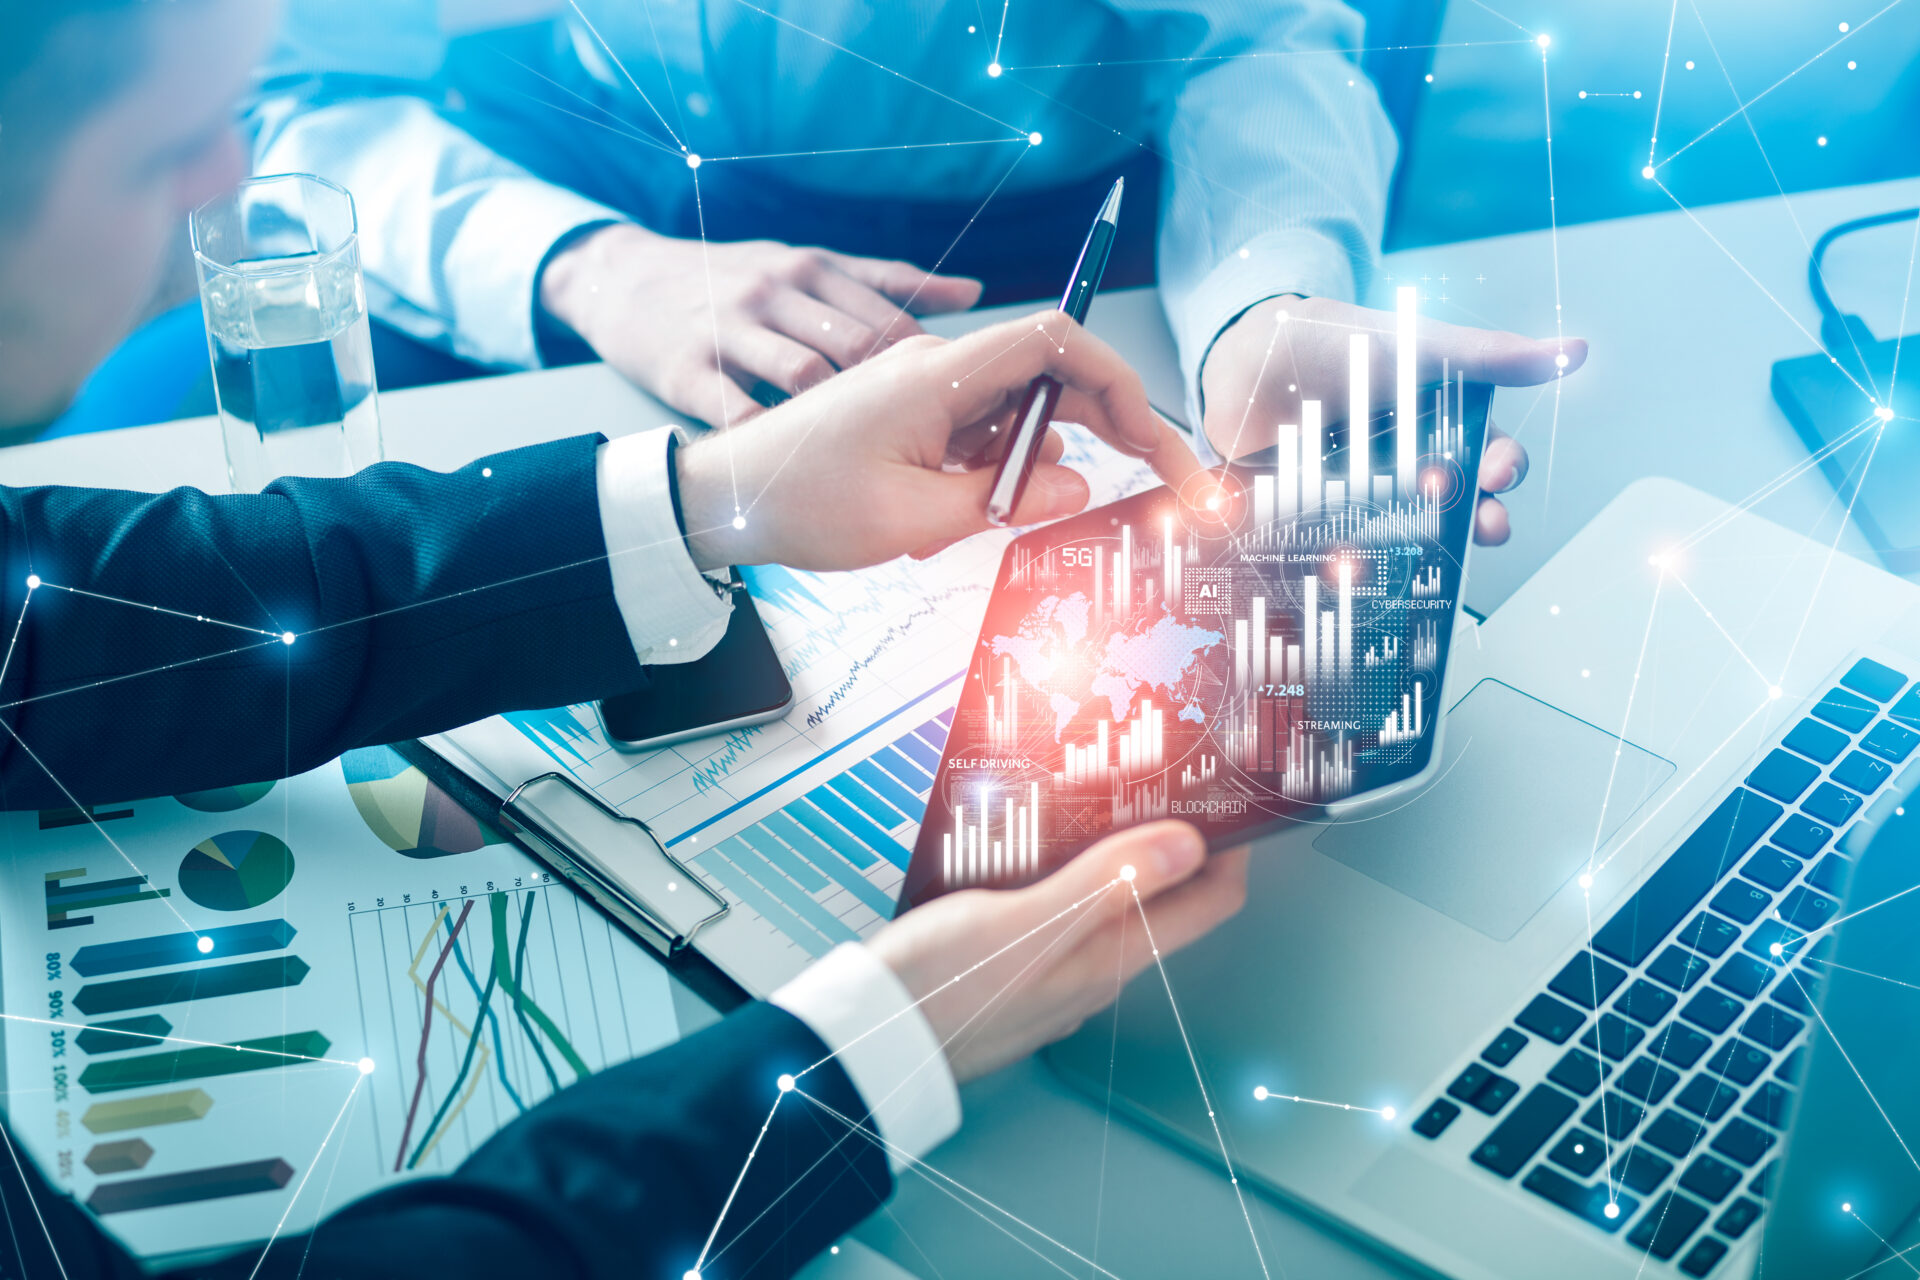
[197,936,214,954]
[967,24,976,32]
[1550,604,1561,615]
[1603,1203,1620,1220]
[1844,1202,1853,1213]
[1771,942,1785,956]
[1642,165,1656,179]
[1579,874,1593,890]
[668,637,678,647]
[481,467,492,477]
[831,1247,840,1256]
[1536,33,1552,48]
[1840,20,1850,30]
[1573,1143,1585,1155]
[1555,352,1570,368]
[686,1272,703,1280]
[821,320,832,331]
[1578,90,1588,99]
[988,61,1002,77]
[1769,685,1784,700]
[358,1057,376,1075]
[777,1073,795,1093]
[1382,1106,1396,1121]
[1238,246,1250,259]
[1685,60,1695,70]
[952,381,959,388]
[1818,136,1829,146]
[281,632,296,645]
[1288,384,1297,393]
[1028,131,1043,145]
[1633,90,1642,99]
[685,153,701,168]
[1120,864,1137,882]
[1875,404,1895,420]
[1581,668,1591,677]
[25,574,40,589]
[1849,60,1858,70]
[1425,73,1434,82]
[731,515,746,531]
[1254,1086,1269,1100]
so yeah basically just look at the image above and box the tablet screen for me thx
[905,380,1492,904]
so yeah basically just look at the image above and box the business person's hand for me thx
[539,223,982,426]
[675,309,1205,572]
[1200,295,1585,545]
[867,821,1249,1082]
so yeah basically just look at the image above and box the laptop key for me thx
[1676,1075,1741,1122]
[1618,1057,1681,1107]
[1643,1109,1708,1160]
[1812,686,1878,732]
[1711,953,1777,1000]
[1772,813,1834,857]
[1473,1084,1579,1177]
[1412,1098,1459,1138]
[1708,879,1773,925]
[1515,993,1585,1045]
[1712,1118,1777,1166]
[1592,790,1782,967]
[1862,718,1920,764]
[1777,885,1840,932]
[1679,1154,1743,1204]
[1751,1161,1777,1198]
[1745,750,1821,803]
[1742,920,1807,964]
[1483,1027,1529,1067]
[1702,1039,1772,1087]
[1584,1091,1646,1140]
[1648,946,1713,993]
[1840,657,1907,702]
[1548,1128,1607,1176]
[1739,848,1801,891]
[1471,1075,1518,1115]
[1781,717,1850,764]
[1447,1064,1492,1104]
[1893,685,1920,728]
[1580,1013,1646,1061]
[1628,1191,1711,1260]
[1615,978,1679,1026]
[1716,1196,1763,1238]
[1832,750,1893,795]
[1806,852,1853,896]
[1680,990,1745,1036]
[1521,1165,1636,1233]
[1548,951,1628,1010]
[1803,782,1863,826]
[1547,1049,1609,1097]
[1647,1023,1713,1070]
[1740,1003,1806,1050]
[1775,1046,1805,1085]
[1613,1146,1676,1196]
[1679,1236,1729,1277]
[1678,912,1741,958]
[1772,966,1821,1014]
[1743,1081,1795,1129]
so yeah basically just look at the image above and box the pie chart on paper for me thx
[340,745,508,859]
[178,832,296,911]
[174,780,275,812]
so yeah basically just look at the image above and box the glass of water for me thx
[190,174,381,493]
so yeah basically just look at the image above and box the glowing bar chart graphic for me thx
[941,782,1042,885]
[70,918,295,977]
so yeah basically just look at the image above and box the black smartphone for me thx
[597,591,794,750]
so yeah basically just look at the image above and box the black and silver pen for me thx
[984,177,1123,526]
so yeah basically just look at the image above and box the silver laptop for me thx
[1048,476,1920,1277]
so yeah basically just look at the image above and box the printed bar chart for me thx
[88,1157,293,1215]
[79,1030,329,1094]
[73,955,310,1016]
[71,919,295,977]
[82,1088,214,1133]
[84,1139,154,1175]
[44,868,171,930]
[77,1015,173,1056]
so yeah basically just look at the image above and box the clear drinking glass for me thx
[190,174,382,493]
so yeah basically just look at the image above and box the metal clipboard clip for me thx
[498,772,727,957]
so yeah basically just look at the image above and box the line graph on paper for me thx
[346,882,681,1175]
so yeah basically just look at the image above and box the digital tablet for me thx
[904,379,1493,905]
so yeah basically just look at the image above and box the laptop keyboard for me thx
[1411,656,1920,1275]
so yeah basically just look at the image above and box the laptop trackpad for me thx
[1313,678,1674,941]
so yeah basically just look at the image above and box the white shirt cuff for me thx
[771,942,962,1173]
[1176,227,1361,459]
[595,426,733,665]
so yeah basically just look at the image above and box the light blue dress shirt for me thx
[249,0,1395,425]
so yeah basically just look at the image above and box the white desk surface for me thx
[5,176,1914,1279]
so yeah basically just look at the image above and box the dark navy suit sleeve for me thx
[0,434,646,809]
[0,1002,894,1280]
